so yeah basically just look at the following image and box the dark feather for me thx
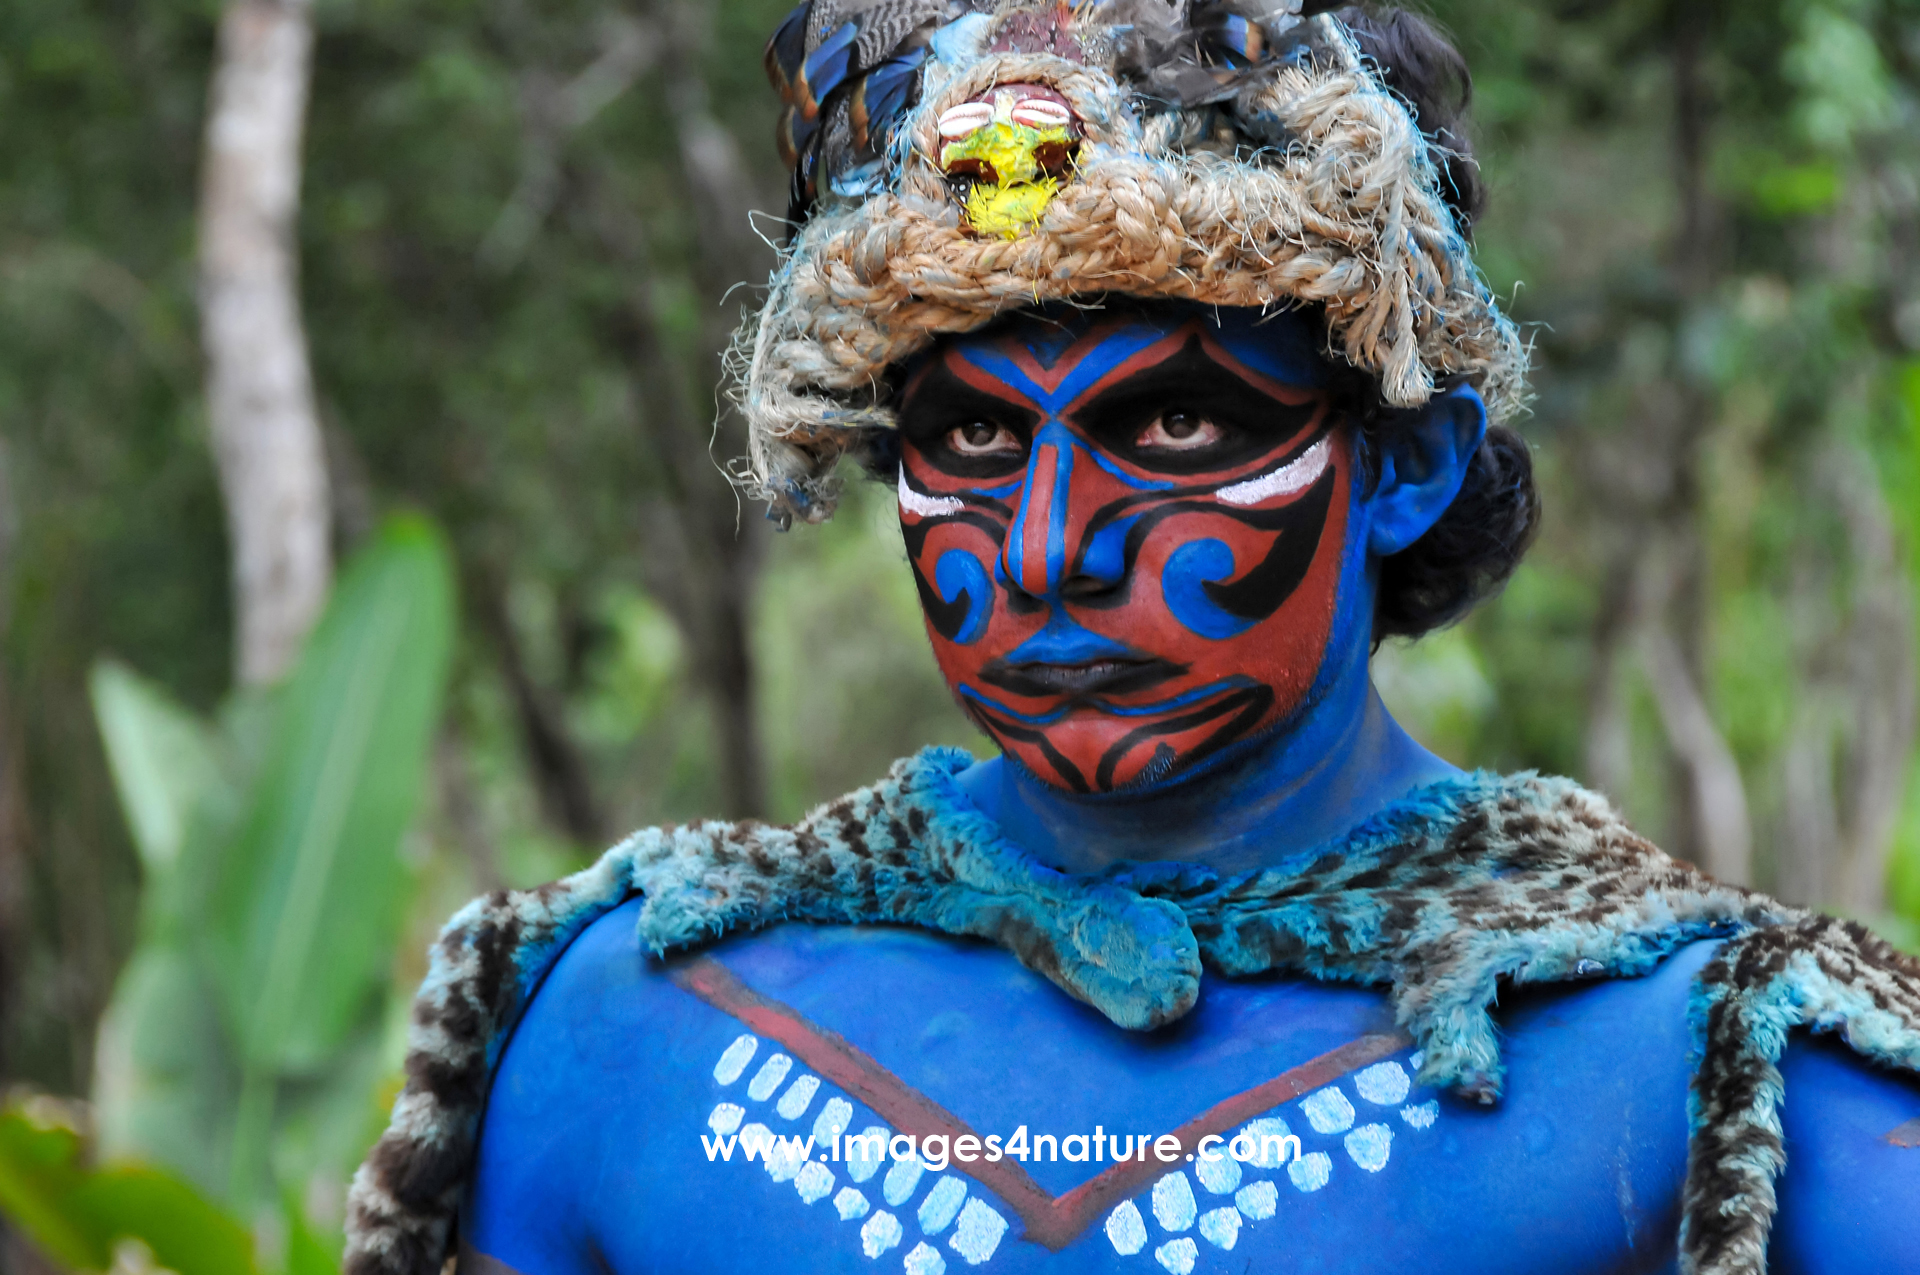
[806,0,854,46]
[764,2,812,103]
[1204,14,1263,67]
[797,20,861,119]
[775,103,820,169]
[848,46,928,153]
[788,134,823,226]
[776,0,954,228]
[850,0,955,66]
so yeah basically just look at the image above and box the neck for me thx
[955,646,1458,877]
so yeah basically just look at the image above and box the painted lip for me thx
[978,656,1184,698]
[1004,614,1142,665]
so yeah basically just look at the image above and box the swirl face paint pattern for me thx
[898,306,1351,792]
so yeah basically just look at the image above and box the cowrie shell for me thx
[1010,99,1072,128]
[938,102,995,138]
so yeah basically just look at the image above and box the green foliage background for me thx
[0,0,1918,1258]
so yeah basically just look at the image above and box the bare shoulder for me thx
[1770,1030,1920,1272]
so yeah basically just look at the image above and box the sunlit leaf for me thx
[0,1103,104,1270]
[281,1188,342,1275]
[74,1168,258,1275]
[0,1100,260,1275]
[1749,161,1841,219]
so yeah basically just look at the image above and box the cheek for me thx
[1135,459,1352,694]
[1201,466,1353,699]
[902,512,1024,669]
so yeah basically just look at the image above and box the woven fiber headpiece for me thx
[740,0,1528,526]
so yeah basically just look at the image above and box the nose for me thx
[998,421,1126,602]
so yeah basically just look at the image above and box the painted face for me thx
[897,305,1357,794]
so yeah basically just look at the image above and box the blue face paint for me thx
[894,300,1488,869]
[1161,538,1258,640]
[934,550,993,645]
[1004,614,1141,666]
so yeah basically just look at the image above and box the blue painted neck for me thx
[955,595,1457,877]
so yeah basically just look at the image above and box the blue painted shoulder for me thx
[1771,1031,1920,1272]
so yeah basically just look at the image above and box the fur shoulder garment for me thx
[344,747,1920,1275]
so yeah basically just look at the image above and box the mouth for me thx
[978,656,1184,698]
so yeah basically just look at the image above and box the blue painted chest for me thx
[465,899,1735,1275]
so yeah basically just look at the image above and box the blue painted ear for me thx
[1363,384,1489,558]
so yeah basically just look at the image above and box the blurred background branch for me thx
[0,0,1918,1266]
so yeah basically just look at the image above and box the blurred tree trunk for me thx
[650,0,773,821]
[1643,620,1752,883]
[1775,451,1918,911]
[0,474,22,1088]
[470,564,609,845]
[576,0,774,820]
[199,0,330,687]
[1580,0,1756,883]
[474,3,773,828]
[1655,0,1753,883]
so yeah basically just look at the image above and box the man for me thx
[346,5,1920,1273]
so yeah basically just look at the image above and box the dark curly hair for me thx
[1335,369,1541,642]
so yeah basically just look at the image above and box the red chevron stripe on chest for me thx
[668,954,1410,1251]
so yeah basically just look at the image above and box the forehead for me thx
[926,302,1332,391]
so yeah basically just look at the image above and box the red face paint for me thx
[897,307,1353,793]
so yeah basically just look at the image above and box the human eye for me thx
[1134,410,1225,452]
[946,421,1025,457]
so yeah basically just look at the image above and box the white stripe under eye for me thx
[1214,436,1331,507]
[897,469,966,518]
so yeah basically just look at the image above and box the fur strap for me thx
[1681,917,1920,1273]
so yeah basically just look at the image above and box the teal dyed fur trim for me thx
[1682,916,1920,1271]
[348,748,1920,1275]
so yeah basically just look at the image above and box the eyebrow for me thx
[897,356,1041,442]
[1067,334,1321,441]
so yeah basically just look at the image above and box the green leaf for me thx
[1876,359,1920,599]
[0,1105,106,1270]
[0,1101,261,1275]
[90,660,223,874]
[91,948,237,1197]
[73,1168,258,1275]
[281,1188,342,1275]
[204,515,455,1201]
[1749,160,1841,218]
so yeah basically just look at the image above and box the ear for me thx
[1363,384,1488,558]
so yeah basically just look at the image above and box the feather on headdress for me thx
[740,1,1526,526]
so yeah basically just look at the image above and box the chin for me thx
[1037,715,1145,788]
[982,697,1278,795]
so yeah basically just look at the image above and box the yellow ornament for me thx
[937,89,1080,239]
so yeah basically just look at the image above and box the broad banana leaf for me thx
[205,514,454,1195]
[91,947,236,1196]
[89,514,456,1211]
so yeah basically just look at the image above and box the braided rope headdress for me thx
[740,0,1528,525]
